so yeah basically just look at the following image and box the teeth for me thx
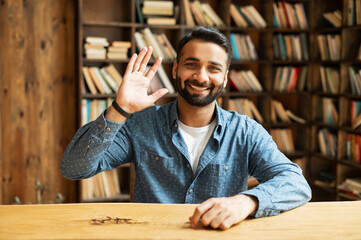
[190,84,207,91]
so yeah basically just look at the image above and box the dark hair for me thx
[176,26,233,69]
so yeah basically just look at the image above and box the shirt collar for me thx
[168,99,226,136]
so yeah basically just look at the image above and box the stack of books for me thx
[273,33,309,61]
[318,128,337,157]
[273,1,308,29]
[349,67,361,95]
[338,178,361,199]
[107,41,131,60]
[228,69,263,93]
[270,99,306,124]
[188,0,225,27]
[141,0,176,25]
[345,134,361,163]
[227,98,264,123]
[81,98,111,126]
[350,100,361,129]
[134,28,176,61]
[273,66,308,92]
[346,0,361,26]
[230,3,267,28]
[133,28,176,94]
[269,128,295,153]
[317,34,341,61]
[319,66,340,94]
[82,64,122,95]
[229,33,258,61]
[323,10,342,27]
[84,36,108,59]
[321,98,339,125]
[81,169,121,200]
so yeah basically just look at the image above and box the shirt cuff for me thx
[91,110,125,142]
[241,188,280,218]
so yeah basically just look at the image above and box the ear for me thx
[172,60,178,79]
[223,70,229,88]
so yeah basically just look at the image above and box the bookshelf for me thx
[75,0,361,202]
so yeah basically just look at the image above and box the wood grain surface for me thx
[0,201,360,239]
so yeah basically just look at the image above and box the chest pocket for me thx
[137,150,180,189]
[200,163,229,198]
[139,151,175,168]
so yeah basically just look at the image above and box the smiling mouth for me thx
[188,83,209,91]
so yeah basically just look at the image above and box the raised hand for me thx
[106,47,169,121]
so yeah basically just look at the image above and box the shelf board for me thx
[228,91,268,97]
[83,58,130,64]
[339,126,361,134]
[312,152,337,162]
[337,159,361,169]
[83,20,135,28]
[273,28,310,33]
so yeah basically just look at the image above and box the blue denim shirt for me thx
[61,100,311,218]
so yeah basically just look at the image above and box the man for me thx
[61,26,311,230]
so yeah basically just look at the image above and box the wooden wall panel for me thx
[0,0,77,204]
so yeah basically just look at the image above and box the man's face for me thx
[172,39,228,107]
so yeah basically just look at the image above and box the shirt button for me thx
[174,123,178,128]
[155,156,159,161]
[189,189,193,193]
[225,166,229,171]
[98,124,102,128]
[187,164,190,168]
[106,127,111,132]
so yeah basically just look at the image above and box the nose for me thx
[192,67,208,82]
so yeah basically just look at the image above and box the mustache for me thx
[184,79,215,88]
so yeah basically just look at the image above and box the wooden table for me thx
[0,201,360,239]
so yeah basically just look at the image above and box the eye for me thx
[209,66,222,72]
[185,62,197,67]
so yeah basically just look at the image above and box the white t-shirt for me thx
[178,119,217,174]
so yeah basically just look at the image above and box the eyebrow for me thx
[184,57,224,68]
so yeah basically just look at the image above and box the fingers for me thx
[139,46,153,73]
[149,88,168,103]
[132,47,148,72]
[145,56,162,79]
[189,198,215,228]
[123,53,138,77]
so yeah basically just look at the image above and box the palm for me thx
[115,47,168,112]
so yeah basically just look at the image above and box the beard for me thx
[175,75,224,107]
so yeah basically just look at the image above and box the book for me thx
[142,28,166,60]
[92,67,113,94]
[189,1,206,25]
[88,67,106,94]
[147,17,176,25]
[323,11,342,27]
[230,3,248,28]
[193,1,214,26]
[159,33,177,59]
[104,64,123,86]
[100,67,119,93]
[182,0,195,26]
[85,36,109,46]
[352,113,361,129]
[82,67,98,94]
[157,65,175,94]
[285,110,306,124]
[200,3,225,27]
